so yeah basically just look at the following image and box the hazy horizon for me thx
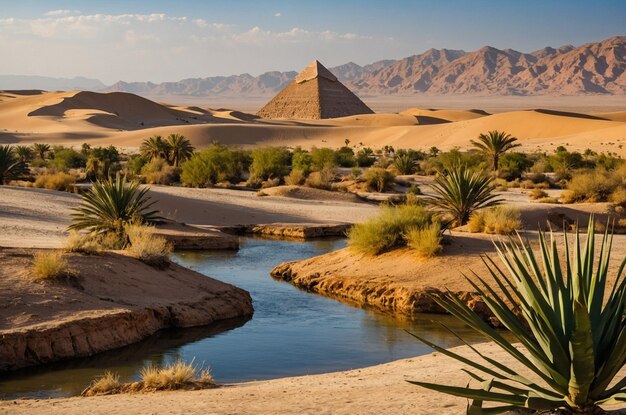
[1,0,625,84]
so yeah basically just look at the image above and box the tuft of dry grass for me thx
[32,251,70,280]
[89,371,121,394]
[34,172,76,192]
[125,224,172,266]
[529,188,549,200]
[561,170,621,204]
[284,169,305,186]
[140,360,212,390]
[405,224,442,258]
[64,231,101,254]
[536,197,560,204]
[467,206,521,235]
[305,169,334,190]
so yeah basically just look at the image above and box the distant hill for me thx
[0,75,105,91]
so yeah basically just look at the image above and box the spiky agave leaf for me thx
[68,175,162,235]
[409,217,626,414]
[424,163,502,227]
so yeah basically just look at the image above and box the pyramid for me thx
[257,60,374,119]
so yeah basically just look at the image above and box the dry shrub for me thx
[537,197,560,204]
[142,158,177,185]
[561,170,621,204]
[32,251,70,280]
[261,177,281,189]
[521,179,550,190]
[405,223,442,258]
[284,169,305,186]
[529,188,549,200]
[140,360,213,390]
[125,224,172,267]
[34,172,76,192]
[348,204,439,255]
[89,371,121,394]
[305,169,334,190]
[609,187,626,207]
[64,231,101,254]
[467,206,521,235]
[363,167,395,192]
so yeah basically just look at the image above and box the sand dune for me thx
[1,90,625,156]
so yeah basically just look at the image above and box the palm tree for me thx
[31,143,51,160]
[471,130,520,172]
[166,134,194,167]
[409,218,626,414]
[14,145,33,163]
[69,175,162,236]
[424,164,502,227]
[140,136,170,162]
[0,145,29,184]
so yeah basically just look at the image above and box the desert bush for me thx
[561,170,621,204]
[335,146,356,167]
[393,153,417,175]
[126,154,148,176]
[69,175,162,237]
[125,224,171,267]
[249,147,290,180]
[409,219,626,414]
[181,145,248,187]
[141,158,178,185]
[140,360,213,390]
[34,172,76,192]
[49,146,86,171]
[363,167,395,192]
[498,151,533,180]
[537,197,560,204]
[609,187,626,207]
[529,188,549,200]
[305,169,334,190]
[88,371,121,394]
[404,223,442,258]
[356,147,375,167]
[261,177,281,188]
[64,231,102,254]
[32,251,69,280]
[433,148,486,173]
[348,204,438,255]
[285,169,306,185]
[291,148,312,174]
[310,147,337,171]
[424,164,502,226]
[0,145,29,184]
[467,205,521,235]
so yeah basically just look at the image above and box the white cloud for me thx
[274,12,281,17]
[44,9,81,17]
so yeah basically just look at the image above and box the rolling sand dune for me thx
[1,90,625,157]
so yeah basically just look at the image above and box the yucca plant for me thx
[471,131,520,172]
[167,134,194,167]
[424,164,502,227]
[69,175,162,236]
[409,218,626,414]
[0,145,29,184]
[394,153,417,175]
[140,136,171,162]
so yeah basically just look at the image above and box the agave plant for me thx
[424,164,502,227]
[140,136,171,162]
[471,130,520,172]
[409,219,626,414]
[394,153,417,175]
[0,145,29,184]
[69,175,162,236]
[31,143,51,160]
[167,134,194,167]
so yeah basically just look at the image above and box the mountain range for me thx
[2,36,624,97]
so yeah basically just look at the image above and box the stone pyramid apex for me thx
[295,60,338,83]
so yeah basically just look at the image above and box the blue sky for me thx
[0,0,624,83]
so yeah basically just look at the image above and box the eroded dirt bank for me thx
[0,248,253,371]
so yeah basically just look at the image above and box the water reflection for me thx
[0,237,485,400]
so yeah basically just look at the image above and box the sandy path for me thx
[4,342,625,415]
[0,186,377,248]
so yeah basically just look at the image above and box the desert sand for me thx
[1,90,625,158]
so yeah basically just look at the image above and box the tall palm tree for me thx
[166,134,194,167]
[0,145,29,184]
[31,143,51,160]
[424,164,502,227]
[471,130,520,172]
[14,145,33,163]
[69,175,162,236]
[140,136,170,162]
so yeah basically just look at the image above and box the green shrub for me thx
[498,152,533,180]
[291,148,312,174]
[335,146,356,167]
[49,146,86,171]
[126,154,148,176]
[180,145,247,187]
[407,183,422,195]
[393,153,417,175]
[141,158,177,185]
[0,145,30,184]
[310,147,337,171]
[285,169,306,185]
[467,205,521,235]
[249,147,290,180]
[34,172,76,192]
[404,223,442,258]
[305,169,334,190]
[363,167,395,192]
[356,148,375,167]
[348,204,438,255]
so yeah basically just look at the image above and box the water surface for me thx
[0,237,484,399]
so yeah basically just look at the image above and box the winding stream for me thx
[0,237,484,399]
